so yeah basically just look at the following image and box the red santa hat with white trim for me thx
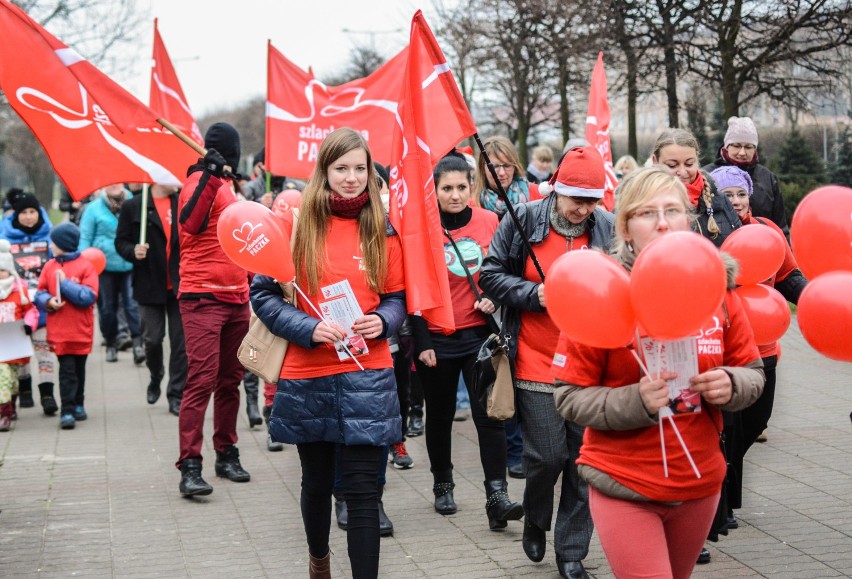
[538,146,606,198]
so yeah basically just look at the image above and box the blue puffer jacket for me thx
[78,193,133,273]
[251,273,406,447]
[0,207,52,244]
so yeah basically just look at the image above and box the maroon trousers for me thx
[176,299,249,467]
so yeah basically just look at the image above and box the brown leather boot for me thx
[308,550,331,579]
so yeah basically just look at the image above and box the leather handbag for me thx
[237,209,299,383]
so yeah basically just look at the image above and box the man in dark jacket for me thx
[703,116,789,239]
[115,184,186,416]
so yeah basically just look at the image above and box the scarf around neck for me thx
[479,177,530,217]
[0,276,14,300]
[329,189,369,219]
[550,201,591,239]
[685,171,706,207]
[721,147,759,170]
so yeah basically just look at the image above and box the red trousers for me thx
[176,299,249,466]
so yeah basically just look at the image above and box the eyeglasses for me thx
[727,143,756,152]
[492,164,514,173]
[631,206,687,222]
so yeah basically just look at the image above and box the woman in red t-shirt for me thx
[410,153,523,529]
[552,167,765,579]
[250,128,406,579]
[711,164,807,524]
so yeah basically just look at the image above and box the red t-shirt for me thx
[153,196,173,290]
[551,290,760,502]
[281,216,406,379]
[516,228,590,382]
[429,208,498,333]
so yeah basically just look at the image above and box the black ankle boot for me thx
[433,481,457,515]
[378,485,394,537]
[246,396,262,428]
[484,479,524,530]
[19,376,34,408]
[38,383,58,416]
[215,445,251,482]
[522,519,546,562]
[179,458,213,496]
[335,497,348,530]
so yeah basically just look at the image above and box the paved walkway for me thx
[1,321,851,578]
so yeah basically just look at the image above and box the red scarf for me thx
[685,171,705,207]
[329,190,369,219]
[720,147,759,170]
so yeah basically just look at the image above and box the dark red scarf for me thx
[720,147,759,170]
[329,190,369,219]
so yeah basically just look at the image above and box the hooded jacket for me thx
[79,192,133,273]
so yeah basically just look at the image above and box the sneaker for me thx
[60,414,76,430]
[105,347,118,363]
[267,434,284,452]
[73,406,87,421]
[756,430,768,443]
[407,414,424,437]
[390,442,413,469]
[453,407,469,422]
[116,334,133,351]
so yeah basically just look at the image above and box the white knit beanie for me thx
[723,116,759,147]
[0,240,15,274]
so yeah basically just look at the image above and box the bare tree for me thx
[321,45,387,86]
[689,0,852,118]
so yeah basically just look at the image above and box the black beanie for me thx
[253,147,265,167]
[373,163,390,187]
[204,122,241,171]
[7,188,40,214]
[51,222,81,252]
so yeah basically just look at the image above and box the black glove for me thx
[203,148,228,178]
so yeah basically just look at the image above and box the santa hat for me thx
[538,146,606,198]
[723,116,759,147]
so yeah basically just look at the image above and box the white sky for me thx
[125,0,437,116]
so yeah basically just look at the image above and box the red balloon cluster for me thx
[790,186,852,361]
[81,247,106,274]
[546,232,727,347]
[216,201,295,282]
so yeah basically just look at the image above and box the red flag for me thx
[266,42,406,179]
[585,52,618,211]
[149,19,203,146]
[388,11,477,333]
[0,2,196,200]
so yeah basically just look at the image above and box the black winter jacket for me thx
[114,191,181,305]
[479,195,615,359]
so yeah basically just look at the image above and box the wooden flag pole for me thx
[157,118,205,156]
[139,183,149,246]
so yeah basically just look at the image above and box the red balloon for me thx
[630,231,727,340]
[81,247,106,274]
[721,224,786,286]
[545,251,636,348]
[790,186,852,279]
[273,189,302,218]
[797,271,852,361]
[734,284,791,344]
[216,201,295,281]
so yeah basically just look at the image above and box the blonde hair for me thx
[532,145,554,164]
[295,128,387,295]
[651,128,720,238]
[614,155,639,176]
[612,167,694,265]
[472,136,525,206]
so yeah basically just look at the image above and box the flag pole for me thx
[472,132,545,282]
[157,118,205,156]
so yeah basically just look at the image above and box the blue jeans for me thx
[456,374,470,409]
[97,271,141,346]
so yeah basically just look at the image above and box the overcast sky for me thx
[124,0,436,116]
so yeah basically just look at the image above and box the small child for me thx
[0,240,38,431]
[35,223,98,430]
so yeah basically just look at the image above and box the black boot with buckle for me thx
[484,479,524,530]
[433,480,457,515]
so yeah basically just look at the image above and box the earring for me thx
[626,241,634,253]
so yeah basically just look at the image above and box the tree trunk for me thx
[663,42,680,127]
[625,46,639,159]
[559,59,571,144]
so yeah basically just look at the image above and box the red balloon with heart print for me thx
[80,247,106,274]
[217,201,294,281]
[272,189,302,218]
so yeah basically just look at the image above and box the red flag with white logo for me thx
[0,2,196,200]
[266,42,406,179]
[388,11,477,332]
[584,52,618,211]
[150,18,203,146]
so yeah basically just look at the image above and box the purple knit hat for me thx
[710,166,753,196]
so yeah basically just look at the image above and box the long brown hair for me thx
[472,135,525,207]
[294,128,387,295]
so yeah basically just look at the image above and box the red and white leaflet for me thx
[640,336,701,415]
[319,280,369,360]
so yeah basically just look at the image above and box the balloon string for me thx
[291,280,366,372]
[666,414,702,479]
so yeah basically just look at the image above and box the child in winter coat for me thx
[0,240,39,430]
[35,223,98,430]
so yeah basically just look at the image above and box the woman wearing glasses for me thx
[552,166,765,579]
[651,128,741,247]
[704,117,789,238]
[473,136,541,219]
[480,147,615,579]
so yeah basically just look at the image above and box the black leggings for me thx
[297,442,384,579]
[415,353,507,482]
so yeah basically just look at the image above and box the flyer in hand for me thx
[640,336,701,415]
[319,279,369,361]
